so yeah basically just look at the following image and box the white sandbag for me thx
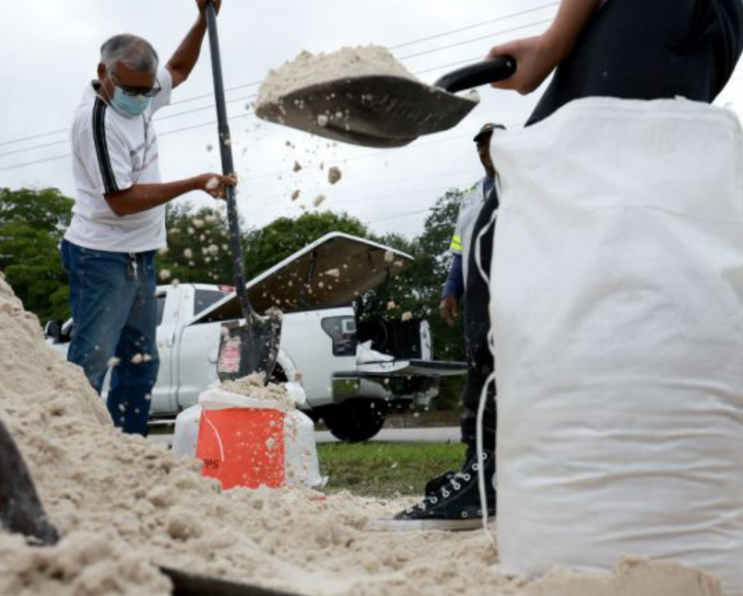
[172,404,202,460]
[173,390,323,488]
[284,410,324,487]
[489,98,743,596]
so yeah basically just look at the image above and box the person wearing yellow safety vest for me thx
[387,123,504,531]
[440,123,503,327]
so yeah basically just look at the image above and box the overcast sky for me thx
[2,0,742,239]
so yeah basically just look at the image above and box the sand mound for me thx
[0,272,723,596]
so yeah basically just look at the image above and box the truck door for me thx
[174,287,231,411]
[151,287,181,415]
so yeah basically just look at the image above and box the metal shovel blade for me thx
[218,311,283,382]
[255,57,516,147]
[0,417,59,546]
[256,75,477,148]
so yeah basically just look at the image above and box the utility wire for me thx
[388,1,557,51]
[138,2,560,111]
[0,3,556,150]
[397,19,552,61]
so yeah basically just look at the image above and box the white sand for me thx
[220,373,297,410]
[257,46,418,108]
[0,272,724,596]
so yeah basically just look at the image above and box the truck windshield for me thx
[194,289,229,316]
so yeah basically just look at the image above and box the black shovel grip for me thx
[434,57,517,94]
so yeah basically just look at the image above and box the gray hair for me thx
[100,34,159,75]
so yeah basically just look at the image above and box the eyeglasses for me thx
[110,72,162,98]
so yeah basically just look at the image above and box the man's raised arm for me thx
[166,0,223,88]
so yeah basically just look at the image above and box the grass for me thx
[317,442,467,498]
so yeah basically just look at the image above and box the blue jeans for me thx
[61,240,159,436]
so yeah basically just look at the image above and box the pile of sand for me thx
[0,272,724,596]
[219,372,297,410]
[256,45,418,108]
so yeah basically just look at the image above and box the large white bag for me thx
[489,98,743,596]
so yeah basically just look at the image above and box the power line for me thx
[368,208,430,224]
[398,19,552,61]
[0,108,514,176]
[239,169,482,215]
[239,185,461,219]
[388,2,557,51]
[0,4,556,151]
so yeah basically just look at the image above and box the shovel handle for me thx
[204,0,255,323]
[434,57,517,94]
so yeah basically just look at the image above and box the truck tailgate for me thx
[350,359,467,378]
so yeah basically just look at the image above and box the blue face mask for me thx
[112,87,152,118]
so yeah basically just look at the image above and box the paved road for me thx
[149,426,460,448]
[315,426,460,444]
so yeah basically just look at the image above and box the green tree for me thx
[0,188,73,322]
[360,190,464,361]
[157,203,234,285]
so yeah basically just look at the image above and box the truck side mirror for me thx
[44,321,61,343]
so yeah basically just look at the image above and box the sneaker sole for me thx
[367,516,492,532]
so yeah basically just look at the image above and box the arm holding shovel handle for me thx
[164,0,223,89]
[488,0,602,94]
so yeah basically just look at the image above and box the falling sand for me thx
[0,273,725,596]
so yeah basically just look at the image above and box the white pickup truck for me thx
[46,233,466,441]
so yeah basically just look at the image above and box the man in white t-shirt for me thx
[61,0,235,436]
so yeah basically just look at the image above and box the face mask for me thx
[111,87,152,118]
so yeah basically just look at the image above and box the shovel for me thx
[204,0,281,381]
[255,57,516,148]
[0,415,302,596]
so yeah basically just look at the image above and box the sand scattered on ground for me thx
[0,273,725,596]
[257,46,418,108]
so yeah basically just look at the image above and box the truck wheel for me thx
[324,399,388,443]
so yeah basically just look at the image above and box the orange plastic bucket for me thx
[196,408,286,489]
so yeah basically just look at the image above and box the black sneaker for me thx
[372,452,496,531]
[424,470,456,497]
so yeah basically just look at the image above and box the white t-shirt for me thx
[66,69,173,253]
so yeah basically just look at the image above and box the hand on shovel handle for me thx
[197,0,222,15]
[197,173,237,199]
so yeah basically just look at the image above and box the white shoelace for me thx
[474,205,499,551]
